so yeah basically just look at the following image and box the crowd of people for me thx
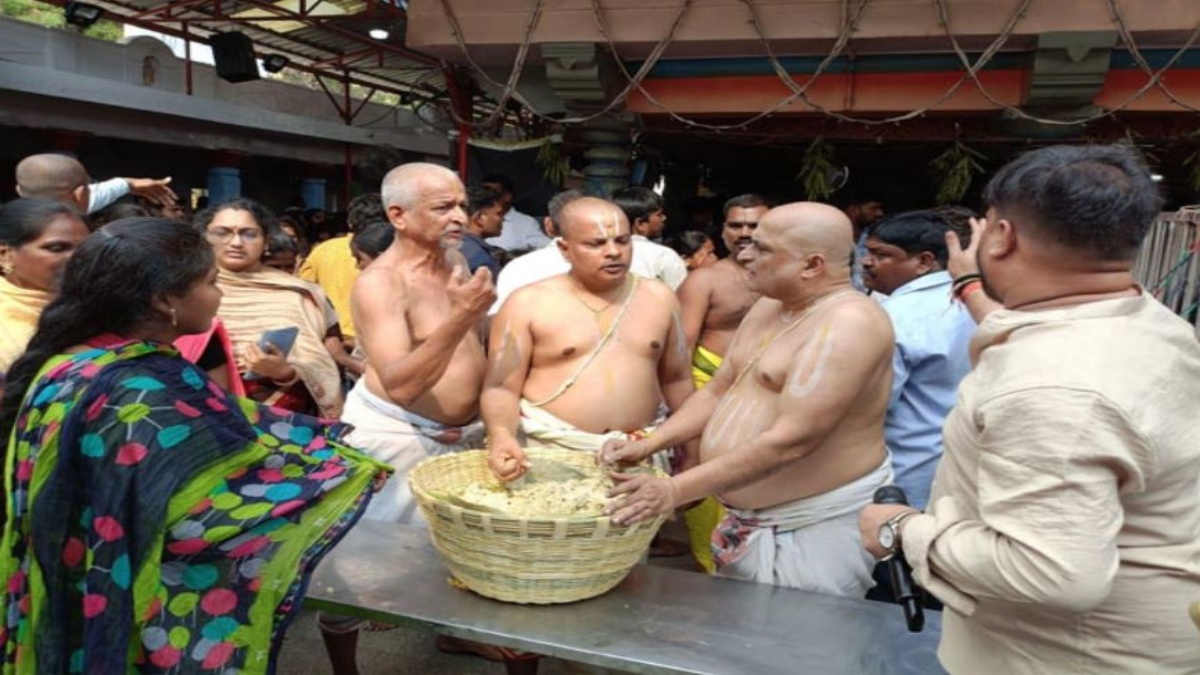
[0,143,1197,674]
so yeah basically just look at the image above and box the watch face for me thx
[878,523,895,550]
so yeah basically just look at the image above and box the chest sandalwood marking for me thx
[786,324,836,399]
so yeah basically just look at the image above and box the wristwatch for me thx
[878,511,918,557]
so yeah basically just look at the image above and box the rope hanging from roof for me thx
[436,0,691,128]
[437,0,1200,133]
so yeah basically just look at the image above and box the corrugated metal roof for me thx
[58,0,447,99]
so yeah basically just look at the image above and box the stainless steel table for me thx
[305,519,946,675]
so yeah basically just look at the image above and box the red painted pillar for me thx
[444,65,472,182]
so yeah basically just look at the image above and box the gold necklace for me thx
[571,276,630,316]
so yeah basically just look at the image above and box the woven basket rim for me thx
[408,448,667,603]
[409,448,664,526]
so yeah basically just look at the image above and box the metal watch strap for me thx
[886,511,919,553]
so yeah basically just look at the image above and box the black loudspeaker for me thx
[210,32,260,83]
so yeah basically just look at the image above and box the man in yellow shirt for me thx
[299,193,385,347]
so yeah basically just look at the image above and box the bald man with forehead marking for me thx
[484,197,694,480]
[601,202,896,597]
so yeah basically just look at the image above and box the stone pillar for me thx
[541,42,635,197]
[300,178,327,210]
[206,166,241,205]
[580,126,632,198]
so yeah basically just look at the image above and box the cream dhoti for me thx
[343,380,484,525]
[518,399,671,473]
[713,458,893,597]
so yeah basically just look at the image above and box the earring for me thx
[169,307,178,328]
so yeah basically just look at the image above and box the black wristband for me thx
[952,272,982,288]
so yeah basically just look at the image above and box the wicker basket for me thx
[409,448,666,604]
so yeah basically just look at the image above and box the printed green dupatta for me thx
[0,339,389,674]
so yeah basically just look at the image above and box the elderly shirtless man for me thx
[602,202,895,596]
[485,197,693,479]
[344,162,494,524]
[322,162,494,673]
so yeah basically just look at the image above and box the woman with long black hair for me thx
[0,218,388,673]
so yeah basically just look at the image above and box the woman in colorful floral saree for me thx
[0,218,389,674]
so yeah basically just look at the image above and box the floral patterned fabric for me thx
[0,339,389,674]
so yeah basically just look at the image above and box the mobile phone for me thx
[258,326,299,357]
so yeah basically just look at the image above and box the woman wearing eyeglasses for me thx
[197,198,344,418]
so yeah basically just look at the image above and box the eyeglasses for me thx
[206,228,262,243]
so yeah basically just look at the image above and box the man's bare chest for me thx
[532,309,668,366]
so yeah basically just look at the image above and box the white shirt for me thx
[489,236,688,315]
[630,235,688,290]
[87,177,130,214]
[485,208,551,252]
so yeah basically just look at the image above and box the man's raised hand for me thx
[448,266,496,322]
[946,216,987,280]
[125,177,178,206]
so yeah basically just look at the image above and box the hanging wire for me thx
[932,0,1200,126]
[434,0,1200,134]
[436,0,545,129]
[591,0,868,131]
[1104,0,1200,114]
[437,0,692,128]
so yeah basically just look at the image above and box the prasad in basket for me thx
[458,475,612,517]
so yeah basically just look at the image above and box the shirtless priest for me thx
[601,202,896,597]
[485,197,694,479]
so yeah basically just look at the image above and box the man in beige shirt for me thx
[860,144,1200,673]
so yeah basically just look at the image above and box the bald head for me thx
[557,197,629,239]
[15,154,89,206]
[761,202,854,272]
[381,162,461,210]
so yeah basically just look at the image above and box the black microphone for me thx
[873,485,925,633]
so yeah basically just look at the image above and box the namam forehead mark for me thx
[586,207,627,240]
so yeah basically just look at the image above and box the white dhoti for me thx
[518,399,633,451]
[712,458,893,597]
[342,381,484,525]
[518,399,671,471]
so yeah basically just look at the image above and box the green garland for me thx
[797,137,837,201]
[536,137,570,187]
[930,141,986,205]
